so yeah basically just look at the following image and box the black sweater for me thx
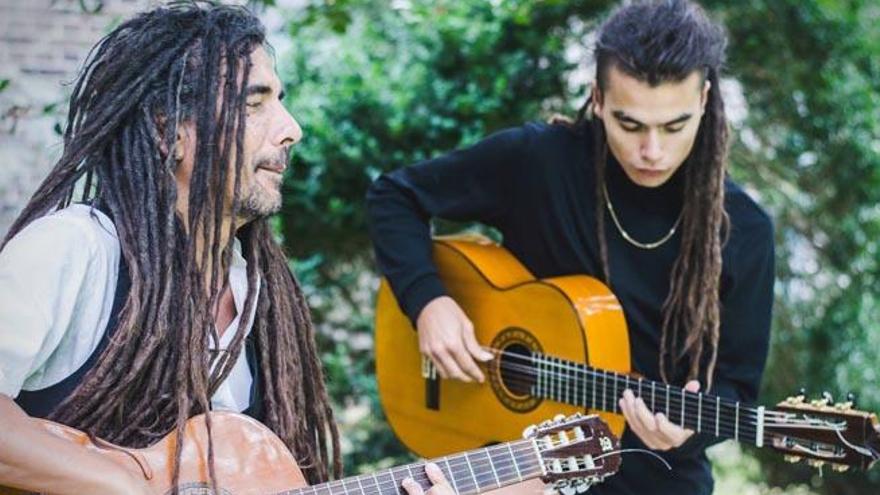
[366,122,774,494]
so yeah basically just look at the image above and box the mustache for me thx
[254,148,290,170]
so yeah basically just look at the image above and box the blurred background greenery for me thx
[264,0,879,493]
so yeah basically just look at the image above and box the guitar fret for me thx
[386,469,398,495]
[651,381,656,412]
[464,452,479,490]
[443,458,459,494]
[405,464,415,489]
[680,388,686,427]
[372,473,382,495]
[715,396,720,437]
[592,368,597,410]
[485,449,501,488]
[507,443,523,481]
[665,384,670,418]
[581,367,586,407]
[638,377,642,399]
[734,402,740,442]
[697,393,703,433]
[340,478,350,495]
[563,360,570,404]
[613,372,618,412]
[602,371,607,412]
[355,475,365,495]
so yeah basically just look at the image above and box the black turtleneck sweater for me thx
[366,122,774,494]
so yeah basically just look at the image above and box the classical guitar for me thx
[374,236,880,473]
[0,411,619,495]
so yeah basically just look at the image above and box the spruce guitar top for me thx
[374,236,879,473]
[1,411,620,495]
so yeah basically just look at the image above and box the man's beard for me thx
[240,150,288,218]
[240,180,282,219]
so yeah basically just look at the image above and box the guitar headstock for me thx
[523,413,621,491]
[768,393,880,472]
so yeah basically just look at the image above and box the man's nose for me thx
[277,107,302,147]
[640,130,663,164]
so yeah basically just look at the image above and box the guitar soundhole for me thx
[500,343,535,396]
[489,327,543,413]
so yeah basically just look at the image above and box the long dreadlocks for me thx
[568,0,730,390]
[3,1,340,486]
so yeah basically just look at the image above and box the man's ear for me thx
[174,126,186,161]
[591,85,604,119]
[154,113,188,161]
[700,79,712,115]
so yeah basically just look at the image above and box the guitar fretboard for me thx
[282,439,542,495]
[524,353,768,447]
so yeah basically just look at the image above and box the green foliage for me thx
[703,0,880,491]
[274,0,880,491]
[279,0,611,260]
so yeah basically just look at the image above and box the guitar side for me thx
[0,413,306,495]
[375,237,630,458]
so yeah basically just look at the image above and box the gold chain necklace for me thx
[602,182,683,250]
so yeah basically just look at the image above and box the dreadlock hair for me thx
[569,0,730,390]
[2,0,340,487]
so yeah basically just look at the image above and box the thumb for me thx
[685,380,701,393]
[463,327,493,362]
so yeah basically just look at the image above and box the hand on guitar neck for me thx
[400,463,454,495]
[619,381,701,450]
[417,296,493,383]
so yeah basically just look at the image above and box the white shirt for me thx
[0,204,257,412]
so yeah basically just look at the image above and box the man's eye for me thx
[620,123,642,132]
[247,100,262,108]
[665,125,685,133]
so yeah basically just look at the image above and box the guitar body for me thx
[1,413,306,495]
[376,236,631,458]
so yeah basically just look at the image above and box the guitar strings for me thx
[292,445,539,495]
[434,349,793,443]
[489,346,792,420]
[489,356,785,442]
[482,355,856,453]
[288,438,608,495]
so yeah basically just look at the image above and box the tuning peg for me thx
[810,393,831,408]
[832,464,850,473]
[784,455,802,463]
[798,387,807,397]
[823,391,834,403]
[554,414,567,422]
[847,392,857,407]
[807,459,825,468]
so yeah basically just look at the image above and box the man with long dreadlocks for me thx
[0,3,453,495]
[367,0,775,494]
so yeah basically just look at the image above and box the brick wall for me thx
[0,0,284,238]
[0,0,152,235]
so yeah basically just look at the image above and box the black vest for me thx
[15,208,264,423]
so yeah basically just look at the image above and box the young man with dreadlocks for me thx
[0,3,452,495]
[367,1,775,494]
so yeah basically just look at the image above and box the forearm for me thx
[0,395,140,494]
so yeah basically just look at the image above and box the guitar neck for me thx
[285,439,543,495]
[529,354,770,448]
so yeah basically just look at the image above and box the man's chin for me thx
[624,168,674,188]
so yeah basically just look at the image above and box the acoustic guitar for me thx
[0,411,619,495]
[374,236,880,473]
